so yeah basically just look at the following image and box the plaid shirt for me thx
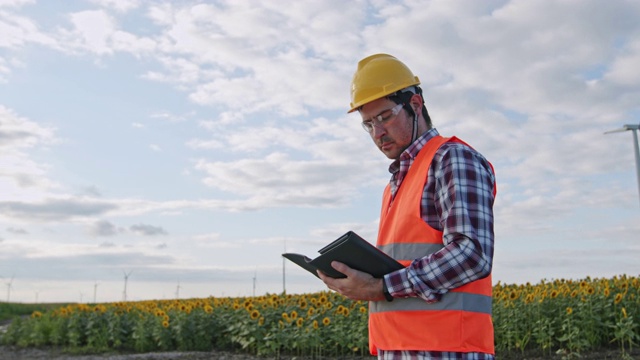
[380,128,496,360]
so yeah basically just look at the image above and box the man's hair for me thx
[388,86,432,129]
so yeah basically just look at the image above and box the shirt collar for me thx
[388,128,440,174]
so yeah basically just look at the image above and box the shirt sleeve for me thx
[384,143,496,303]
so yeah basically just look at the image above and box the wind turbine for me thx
[282,239,287,294]
[122,270,133,301]
[175,280,181,299]
[93,281,100,303]
[605,123,640,206]
[4,275,14,302]
[252,269,257,297]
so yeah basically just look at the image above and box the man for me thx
[318,54,497,360]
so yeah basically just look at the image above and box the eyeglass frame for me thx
[360,103,405,133]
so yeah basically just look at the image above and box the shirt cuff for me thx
[385,268,442,303]
[384,269,414,298]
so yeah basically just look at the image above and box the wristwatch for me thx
[382,281,393,302]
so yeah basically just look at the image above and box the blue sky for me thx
[1,0,639,303]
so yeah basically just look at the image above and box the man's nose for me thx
[371,123,386,139]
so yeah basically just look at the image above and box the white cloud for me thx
[193,232,241,249]
[0,105,55,148]
[6,226,27,234]
[90,220,118,237]
[0,0,34,8]
[89,0,141,13]
[0,106,60,202]
[185,138,223,150]
[125,2,360,115]
[0,3,55,50]
[191,116,383,209]
[194,153,357,208]
[63,10,118,55]
[129,223,168,236]
[149,110,193,123]
[0,197,118,221]
[55,8,156,56]
[603,37,640,86]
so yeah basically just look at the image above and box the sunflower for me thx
[298,299,308,309]
[250,309,260,320]
[324,302,333,309]
[614,293,624,305]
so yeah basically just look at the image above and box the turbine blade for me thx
[604,128,628,134]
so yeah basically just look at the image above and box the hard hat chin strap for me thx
[411,112,419,144]
[394,86,421,144]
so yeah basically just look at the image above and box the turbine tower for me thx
[282,239,287,294]
[122,270,133,301]
[605,123,640,206]
[93,281,100,303]
[175,280,181,299]
[252,269,257,297]
[4,275,14,302]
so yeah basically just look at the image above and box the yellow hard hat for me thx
[348,54,420,113]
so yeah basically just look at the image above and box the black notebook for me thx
[282,231,404,279]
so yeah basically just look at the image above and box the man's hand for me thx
[317,261,386,301]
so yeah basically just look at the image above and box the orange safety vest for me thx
[369,135,495,355]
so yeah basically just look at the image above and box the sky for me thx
[1,0,639,304]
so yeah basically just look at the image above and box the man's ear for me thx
[410,94,423,113]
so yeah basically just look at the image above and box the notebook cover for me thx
[282,231,404,279]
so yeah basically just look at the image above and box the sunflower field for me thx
[1,274,638,358]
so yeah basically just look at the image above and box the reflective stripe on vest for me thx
[370,291,492,314]
[378,242,444,263]
[369,135,495,355]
